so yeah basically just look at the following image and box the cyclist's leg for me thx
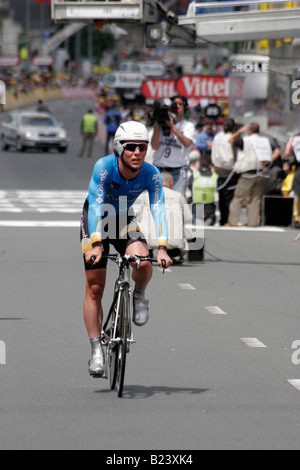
[84,268,107,376]
[126,239,152,326]
[126,240,153,290]
[112,215,153,291]
[84,268,107,339]
[112,217,152,326]
[81,200,109,375]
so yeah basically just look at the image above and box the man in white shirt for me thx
[211,118,240,225]
[0,80,6,111]
[228,123,272,227]
[151,95,197,197]
[137,173,192,263]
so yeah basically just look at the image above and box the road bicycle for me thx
[99,253,166,398]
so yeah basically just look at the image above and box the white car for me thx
[1,111,68,153]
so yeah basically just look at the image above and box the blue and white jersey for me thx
[82,154,168,250]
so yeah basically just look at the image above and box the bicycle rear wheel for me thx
[116,286,130,397]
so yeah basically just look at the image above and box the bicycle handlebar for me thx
[91,253,167,271]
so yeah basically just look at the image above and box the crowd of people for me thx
[196,119,300,229]
[1,70,100,100]
[91,93,300,241]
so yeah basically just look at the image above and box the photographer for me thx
[151,95,197,197]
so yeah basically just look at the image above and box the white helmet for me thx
[114,121,149,156]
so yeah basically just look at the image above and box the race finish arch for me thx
[50,0,162,47]
[51,0,144,22]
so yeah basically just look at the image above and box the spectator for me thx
[227,123,272,227]
[284,133,300,229]
[263,146,285,196]
[104,97,122,155]
[137,172,192,264]
[78,109,98,158]
[192,58,203,75]
[151,95,197,197]
[189,154,218,226]
[211,118,240,225]
[196,123,215,156]
[0,79,6,112]
[37,99,50,113]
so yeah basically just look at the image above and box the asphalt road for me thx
[0,99,300,451]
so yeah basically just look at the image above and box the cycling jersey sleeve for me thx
[87,158,110,247]
[147,169,169,249]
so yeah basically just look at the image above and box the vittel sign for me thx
[141,79,177,99]
[230,60,269,74]
[176,76,229,99]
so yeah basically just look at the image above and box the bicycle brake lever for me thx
[135,257,141,270]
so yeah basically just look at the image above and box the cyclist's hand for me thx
[157,250,173,269]
[85,245,103,265]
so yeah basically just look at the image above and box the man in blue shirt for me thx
[104,97,122,154]
[80,121,172,377]
[196,123,216,156]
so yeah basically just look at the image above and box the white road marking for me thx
[178,283,196,290]
[0,208,22,212]
[288,380,300,391]
[37,208,80,213]
[0,190,86,213]
[0,220,79,227]
[241,338,267,348]
[204,226,286,233]
[205,306,227,315]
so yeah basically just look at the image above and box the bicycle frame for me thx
[101,254,134,373]
[100,253,156,395]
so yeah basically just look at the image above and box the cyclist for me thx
[80,121,173,377]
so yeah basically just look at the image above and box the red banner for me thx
[32,0,51,5]
[141,79,177,100]
[141,76,229,100]
[176,76,229,99]
[60,87,98,99]
[32,55,55,66]
[0,56,21,67]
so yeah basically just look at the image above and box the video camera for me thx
[148,99,179,136]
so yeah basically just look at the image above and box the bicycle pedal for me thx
[89,372,105,379]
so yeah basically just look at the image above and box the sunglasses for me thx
[122,142,148,152]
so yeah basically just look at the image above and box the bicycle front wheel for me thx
[109,306,118,391]
[116,285,130,397]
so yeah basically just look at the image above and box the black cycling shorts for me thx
[80,199,148,270]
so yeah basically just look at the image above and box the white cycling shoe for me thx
[133,292,149,327]
[88,338,105,377]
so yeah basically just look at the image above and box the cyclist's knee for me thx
[87,281,105,301]
[135,260,153,278]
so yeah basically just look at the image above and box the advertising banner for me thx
[32,0,51,5]
[141,76,229,100]
[141,79,177,99]
[176,76,229,99]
